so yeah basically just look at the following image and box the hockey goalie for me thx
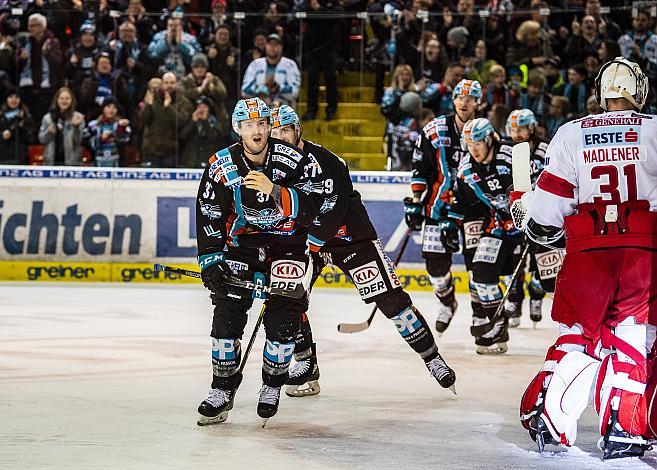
[517,57,657,460]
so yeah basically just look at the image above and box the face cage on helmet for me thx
[594,59,647,111]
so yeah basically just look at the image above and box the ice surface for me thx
[1,284,656,469]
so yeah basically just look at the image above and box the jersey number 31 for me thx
[591,164,638,204]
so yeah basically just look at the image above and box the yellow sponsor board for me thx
[0,260,475,292]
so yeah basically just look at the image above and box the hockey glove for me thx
[403,197,424,231]
[525,218,566,254]
[198,252,231,293]
[439,219,460,253]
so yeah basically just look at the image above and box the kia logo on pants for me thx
[273,262,304,279]
[353,266,380,284]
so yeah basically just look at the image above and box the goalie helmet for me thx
[506,109,537,136]
[595,57,648,111]
[270,105,300,130]
[452,79,483,101]
[232,97,271,133]
[461,118,495,150]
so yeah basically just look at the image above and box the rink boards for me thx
[0,166,469,292]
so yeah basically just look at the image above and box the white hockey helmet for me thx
[595,57,648,111]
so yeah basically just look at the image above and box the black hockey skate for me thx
[285,355,320,397]
[504,300,523,328]
[435,298,458,335]
[529,415,557,452]
[257,384,282,427]
[475,317,509,355]
[600,412,652,460]
[197,388,234,426]
[425,353,457,394]
[529,299,542,327]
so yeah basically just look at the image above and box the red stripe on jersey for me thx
[411,183,426,192]
[308,244,321,253]
[537,171,576,199]
[280,187,292,216]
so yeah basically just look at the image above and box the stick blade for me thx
[512,142,532,192]
[337,322,370,334]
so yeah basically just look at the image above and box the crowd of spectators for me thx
[0,0,650,169]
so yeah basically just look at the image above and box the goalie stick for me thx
[152,263,305,299]
[336,229,412,334]
[470,141,532,337]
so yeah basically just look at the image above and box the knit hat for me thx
[80,21,96,35]
[447,26,469,49]
[191,53,209,69]
[399,92,422,116]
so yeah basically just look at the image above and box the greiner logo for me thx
[352,265,379,284]
[27,265,95,281]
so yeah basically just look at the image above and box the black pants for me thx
[306,47,338,114]
[209,243,310,389]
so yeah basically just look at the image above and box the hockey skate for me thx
[197,388,234,426]
[529,415,557,453]
[599,412,652,460]
[257,384,282,428]
[475,317,509,355]
[425,354,457,394]
[529,299,542,327]
[435,298,458,335]
[504,300,522,328]
[285,355,320,397]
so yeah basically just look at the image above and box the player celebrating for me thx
[504,109,556,326]
[519,58,657,459]
[269,105,457,397]
[195,98,324,426]
[405,79,484,334]
[449,118,525,354]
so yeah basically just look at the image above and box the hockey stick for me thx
[469,243,529,338]
[336,228,413,334]
[152,263,305,299]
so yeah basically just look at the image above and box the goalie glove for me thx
[510,190,532,230]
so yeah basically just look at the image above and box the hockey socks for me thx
[391,306,438,361]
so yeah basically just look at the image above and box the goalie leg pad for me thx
[596,317,656,437]
[542,349,601,446]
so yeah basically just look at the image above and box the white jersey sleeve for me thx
[529,110,657,228]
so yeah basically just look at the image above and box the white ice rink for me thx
[2,284,656,470]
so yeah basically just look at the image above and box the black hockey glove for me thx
[439,220,460,253]
[199,252,231,293]
[403,197,424,231]
[525,218,566,254]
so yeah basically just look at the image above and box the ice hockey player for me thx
[269,105,456,397]
[449,118,525,354]
[405,79,484,335]
[519,57,657,459]
[195,97,324,426]
[504,109,557,327]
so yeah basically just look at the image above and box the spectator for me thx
[468,39,497,85]
[241,33,300,108]
[585,94,603,115]
[618,9,657,80]
[181,53,229,139]
[198,0,236,47]
[418,107,435,128]
[139,71,192,167]
[586,0,621,41]
[242,28,266,72]
[300,0,343,122]
[38,86,85,166]
[543,57,565,95]
[16,13,63,134]
[545,95,569,139]
[485,64,511,109]
[112,21,150,122]
[79,52,130,120]
[0,87,33,164]
[487,103,510,136]
[598,39,622,65]
[85,97,132,167]
[414,37,449,86]
[563,64,587,116]
[563,15,602,68]
[420,62,465,116]
[207,24,240,108]
[506,20,553,70]
[147,16,202,78]
[519,72,548,125]
[180,96,223,168]
[63,21,99,90]
[381,64,415,123]
[385,91,421,171]
[124,0,157,45]
[445,26,472,62]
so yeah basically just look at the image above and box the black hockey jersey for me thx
[530,138,549,187]
[411,113,469,220]
[195,138,324,257]
[302,139,377,251]
[449,140,522,237]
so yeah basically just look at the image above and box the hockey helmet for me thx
[452,79,483,101]
[595,57,648,111]
[505,109,537,136]
[232,97,271,133]
[461,118,495,150]
[271,105,300,130]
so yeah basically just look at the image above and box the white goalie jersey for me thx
[528,110,657,228]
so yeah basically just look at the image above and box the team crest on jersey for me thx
[243,206,284,228]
